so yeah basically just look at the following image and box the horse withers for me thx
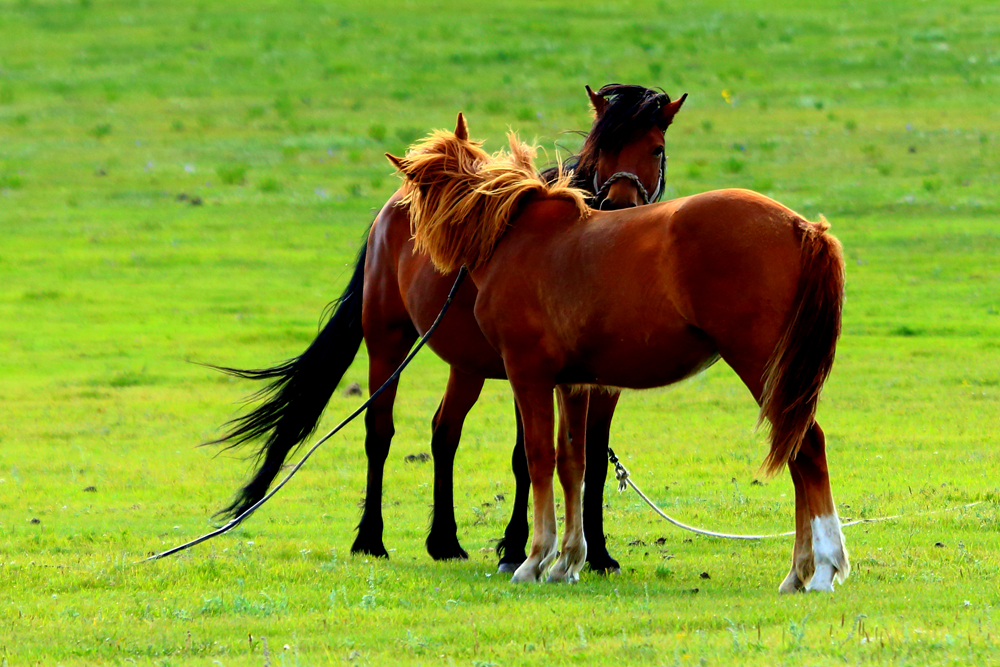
[390,116,849,592]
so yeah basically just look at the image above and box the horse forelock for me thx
[394,129,589,274]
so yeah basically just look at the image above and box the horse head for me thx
[581,85,687,211]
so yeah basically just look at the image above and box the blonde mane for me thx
[388,119,590,273]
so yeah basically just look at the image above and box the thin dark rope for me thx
[143,267,469,563]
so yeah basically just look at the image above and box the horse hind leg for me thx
[426,368,485,561]
[720,350,847,593]
[794,422,849,592]
[547,386,589,583]
[352,324,418,558]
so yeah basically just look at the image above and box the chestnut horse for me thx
[210,85,686,573]
[390,117,849,592]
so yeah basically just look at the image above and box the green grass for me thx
[2,0,1000,664]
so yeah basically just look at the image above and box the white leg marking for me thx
[511,542,557,583]
[805,513,850,593]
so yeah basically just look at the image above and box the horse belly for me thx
[576,325,720,389]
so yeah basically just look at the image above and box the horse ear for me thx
[455,112,469,141]
[658,92,688,125]
[385,153,405,170]
[586,85,608,118]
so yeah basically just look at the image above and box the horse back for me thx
[473,190,818,388]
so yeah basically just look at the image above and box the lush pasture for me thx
[2,0,999,664]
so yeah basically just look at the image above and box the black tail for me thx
[208,240,368,521]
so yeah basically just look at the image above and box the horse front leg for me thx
[497,407,530,573]
[508,380,558,583]
[426,367,485,560]
[547,386,589,583]
[788,422,849,592]
[583,388,621,574]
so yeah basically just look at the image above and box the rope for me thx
[143,267,469,563]
[608,447,984,540]
[593,153,666,208]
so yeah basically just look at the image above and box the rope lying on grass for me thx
[608,447,983,540]
[142,267,469,563]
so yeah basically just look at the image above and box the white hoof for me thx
[547,542,586,584]
[546,560,579,584]
[778,568,804,594]
[805,562,836,592]
[510,562,542,583]
[546,569,577,584]
[510,546,558,583]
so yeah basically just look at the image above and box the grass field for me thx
[2,0,999,664]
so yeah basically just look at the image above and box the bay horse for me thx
[388,116,849,592]
[210,85,687,573]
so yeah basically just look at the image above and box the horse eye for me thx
[652,146,664,157]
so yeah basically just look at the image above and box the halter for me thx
[593,153,665,209]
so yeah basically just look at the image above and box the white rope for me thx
[611,453,984,540]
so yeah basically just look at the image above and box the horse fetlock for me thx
[510,543,558,583]
[547,541,587,583]
[803,513,849,592]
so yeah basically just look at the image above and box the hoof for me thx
[509,547,557,583]
[497,559,523,574]
[778,566,805,594]
[426,536,469,561]
[546,563,580,584]
[805,564,837,593]
[549,544,586,583]
[351,537,389,559]
[586,555,621,576]
[497,548,527,574]
[805,581,835,593]
[510,563,541,583]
